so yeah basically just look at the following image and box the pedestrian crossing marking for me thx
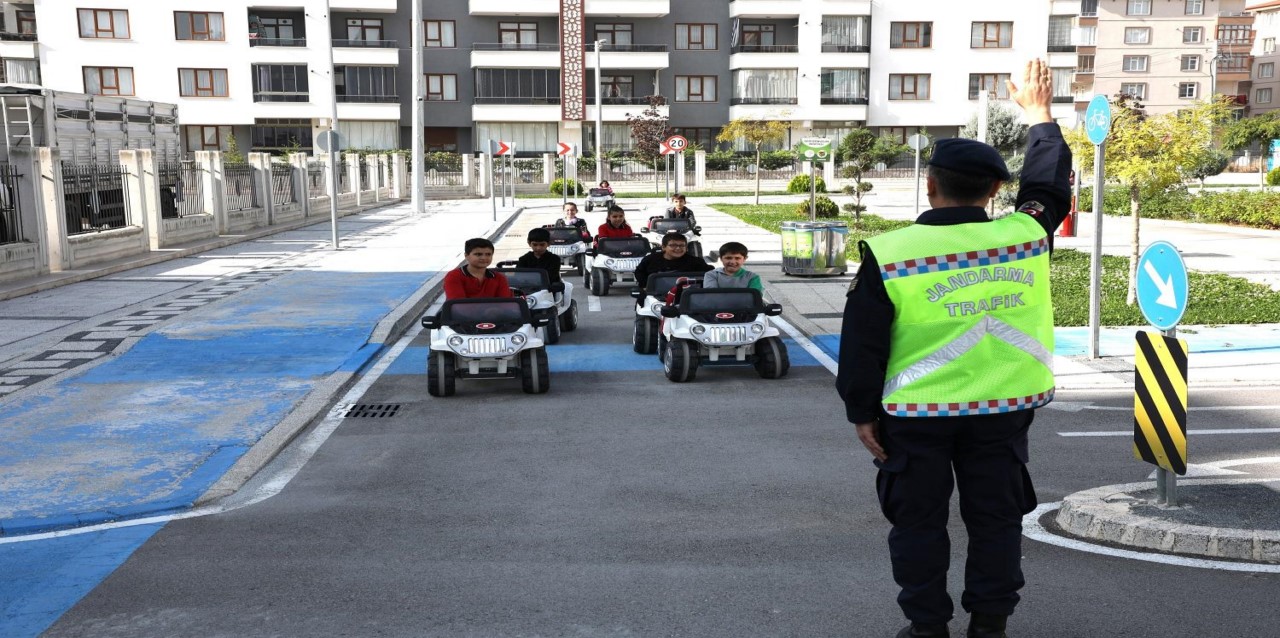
[1133,331,1189,475]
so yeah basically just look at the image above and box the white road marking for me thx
[1058,427,1280,437]
[1023,502,1280,573]
[1048,403,1280,412]
[773,316,838,375]
[587,295,601,312]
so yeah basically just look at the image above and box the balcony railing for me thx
[474,96,562,104]
[730,97,798,105]
[821,43,871,53]
[1052,96,1074,103]
[472,43,560,51]
[731,44,799,54]
[332,39,397,48]
[336,95,399,103]
[1075,67,1094,74]
[254,92,310,102]
[581,43,668,52]
[585,96,655,105]
[250,37,307,47]
[1048,44,1076,52]
[820,96,869,105]
[0,31,37,41]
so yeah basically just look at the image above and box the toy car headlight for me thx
[447,335,465,347]
[691,325,706,336]
[750,323,764,334]
[650,302,663,314]
[511,333,527,346]
[525,296,537,307]
[605,258,617,268]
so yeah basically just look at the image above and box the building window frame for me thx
[426,74,457,101]
[600,75,634,100]
[178,68,229,97]
[595,23,633,47]
[83,66,135,96]
[968,73,1011,100]
[1185,0,1204,15]
[675,75,717,102]
[1266,38,1277,54]
[1181,55,1201,72]
[15,9,36,34]
[1260,62,1276,79]
[741,24,776,47]
[498,21,538,47]
[890,22,932,49]
[1182,27,1203,44]
[1122,55,1150,73]
[251,63,310,102]
[1077,54,1096,73]
[425,20,455,48]
[971,21,1012,48]
[346,18,383,42]
[174,11,224,41]
[675,23,717,51]
[1177,82,1198,100]
[1127,0,1152,16]
[1120,82,1147,100]
[78,8,130,39]
[1257,87,1273,104]
[1217,25,1252,45]
[1125,27,1152,45]
[889,73,931,100]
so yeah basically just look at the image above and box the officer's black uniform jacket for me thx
[836,123,1073,424]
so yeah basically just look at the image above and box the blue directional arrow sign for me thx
[1136,241,1189,331]
[1085,95,1112,146]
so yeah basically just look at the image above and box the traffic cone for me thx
[1057,197,1077,237]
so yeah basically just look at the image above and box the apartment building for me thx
[1087,0,1253,115]
[26,0,402,155]
[1248,0,1280,113]
[0,3,38,85]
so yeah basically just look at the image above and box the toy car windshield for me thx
[501,270,549,292]
[649,219,692,234]
[443,299,528,327]
[684,290,760,313]
[588,188,611,196]
[597,237,650,257]
[546,227,583,244]
[647,271,705,296]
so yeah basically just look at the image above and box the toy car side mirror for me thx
[640,227,650,233]
[660,305,681,318]
[629,287,644,299]
[548,281,565,293]
[765,304,783,317]
[694,226,702,234]
[421,314,439,329]
[496,260,518,268]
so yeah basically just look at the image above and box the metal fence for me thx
[223,163,258,212]
[307,161,328,198]
[270,164,296,205]
[425,154,464,187]
[705,160,800,181]
[0,163,21,245]
[601,157,659,183]
[359,157,371,191]
[157,161,204,218]
[493,158,543,184]
[338,161,350,193]
[61,162,129,235]
[844,151,921,179]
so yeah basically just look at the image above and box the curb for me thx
[1054,479,1280,563]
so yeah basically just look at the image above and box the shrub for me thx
[1077,185,1191,219]
[795,195,839,218]
[759,149,797,170]
[787,174,827,193]
[1268,166,1280,186]
[549,178,583,196]
[705,148,736,171]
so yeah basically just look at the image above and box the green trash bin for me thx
[781,220,848,276]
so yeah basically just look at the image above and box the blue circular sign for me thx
[1085,95,1112,146]
[1136,241,1189,331]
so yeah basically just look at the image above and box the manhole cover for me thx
[345,404,401,418]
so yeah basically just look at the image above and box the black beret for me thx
[927,138,1011,181]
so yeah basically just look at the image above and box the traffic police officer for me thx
[836,60,1071,638]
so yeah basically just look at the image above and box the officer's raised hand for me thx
[1005,58,1054,126]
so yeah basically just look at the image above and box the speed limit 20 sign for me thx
[660,135,688,155]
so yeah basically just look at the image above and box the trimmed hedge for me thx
[1077,186,1280,229]
[794,195,839,218]
[787,174,828,193]
[549,178,584,196]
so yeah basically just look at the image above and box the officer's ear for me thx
[987,180,1004,200]
[925,174,938,198]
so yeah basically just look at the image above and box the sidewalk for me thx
[0,199,520,536]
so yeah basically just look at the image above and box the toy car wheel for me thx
[754,336,791,379]
[656,332,668,362]
[427,351,457,397]
[663,338,699,382]
[520,347,551,394]
[585,202,593,212]
[543,311,561,345]
[560,300,579,332]
[689,241,704,259]
[574,254,586,276]
[632,316,658,354]
[590,267,610,296]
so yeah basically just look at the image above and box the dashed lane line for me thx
[588,295,601,312]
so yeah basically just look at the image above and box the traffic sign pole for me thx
[1089,141,1104,359]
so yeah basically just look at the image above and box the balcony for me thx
[0,32,36,42]
[249,36,306,47]
[585,96,660,106]
[1052,96,1074,104]
[730,46,801,70]
[473,102,562,123]
[729,1,801,19]
[333,39,396,48]
[253,92,309,103]
[333,39,398,64]
[731,44,798,54]
[820,96,869,105]
[475,96,562,105]
[586,102,667,122]
[584,0,669,17]
[1048,44,1076,53]
[730,97,798,106]
[330,0,396,10]
[471,43,561,69]
[469,0,558,16]
[336,94,398,103]
[821,43,870,54]
[583,44,670,70]
[0,32,36,59]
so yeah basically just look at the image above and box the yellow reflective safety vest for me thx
[863,213,1055,417]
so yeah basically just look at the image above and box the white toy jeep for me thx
[585,235,650,296]
[421,297,552,396]
[544,225,591,275]
[495,262,578,345]
[643,216,705,258]
[629,270,707,354]
[658,287,789,383]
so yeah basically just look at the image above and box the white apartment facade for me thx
[0,2,38,84]
[1249,0,1280,113]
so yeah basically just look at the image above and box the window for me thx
[599,75,634,100]
[880,127,910,144]
[336,66,397,102]
[1261,63,1276,79]
[1182,27,1203,44]
[498,22,537,48]
[820,68,869,103]
[1178,82,1198,99]
[83,66,134,96]
[184,125,230,151]
[1217,25,1252,44]
[1125,27,1152,45]
[1257,88,1273,104]
[675,75,717,102]
[1081,0,1098,17]
[1077,55,1095,73]
[425,21,455,48]
[175,11,224,41]
[1120,83,1147,100]
[346,18,383,42]
[1267,38,1278,54]
[1220,54,1249,73]
[670,128,718,149]
[732,69,797,104]
[1052,68,1074,101]
[78,8,130,39]
[256,17,295,40]
[1048,16,1074,49]
[1185,0,1204,15]
[16,10,36,34]
[890,22,931,48]
[889,74,930,100]
[971,22,1012,48]
[252,119,312,152]
[4,59,40,84]
[1127,0,1151,16]
[251,64,309,102]
[425,74,457,101]
[1123,56,1149,72]
[968,73,1010,100]
[1181,55,1200,72]
[474,69,561,104]
[741,24,776,48]
[823,16,871,52]
[676,23,717,50]
[1076,26,1097,46]
[596,23,633,47]
[178,68,228,97]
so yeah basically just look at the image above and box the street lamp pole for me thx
[595,39,604,185]
[326,0,340,249]
[410,0,424,213]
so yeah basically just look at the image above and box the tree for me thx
[1222,110,1280,179]
[1185,147,1229,186]
[837,128,908,225]
[1066,95,1230,304]
[625,96,672,193]
[716,117,790,204]
[959,101,1028,156]
[224,132,246,164]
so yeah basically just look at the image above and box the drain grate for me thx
[345,404,401,418]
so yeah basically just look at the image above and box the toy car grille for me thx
[708,325,749,344]
[610,258,642,270]
[466,337,507,355]
[548,245,578,256]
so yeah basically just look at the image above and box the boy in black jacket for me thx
[516,227,562,284]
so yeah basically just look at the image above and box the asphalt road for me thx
[38,282,1280,637]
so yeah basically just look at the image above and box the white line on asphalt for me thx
[1058,428,1280,437]
[587,295,601,312]
[1052,404,1280,412]
[0,312,428,546]
[1023,502,1280,573]
[773,316,838,375]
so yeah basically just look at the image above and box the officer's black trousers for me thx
[874,410,1038,624]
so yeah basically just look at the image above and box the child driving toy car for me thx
[443,238,514,299]
[517,227,563,284]
[703,242,763,291]
[555,201,592,242]
[596,205,634,242]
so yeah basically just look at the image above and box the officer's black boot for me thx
[894,622,949,638]
[966,613,1008,638]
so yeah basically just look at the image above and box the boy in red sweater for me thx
[595,205,634,242]
[443,238,514,299]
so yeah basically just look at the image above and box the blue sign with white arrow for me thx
[1136,241,1189,331]
[1085,95,1112,146]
